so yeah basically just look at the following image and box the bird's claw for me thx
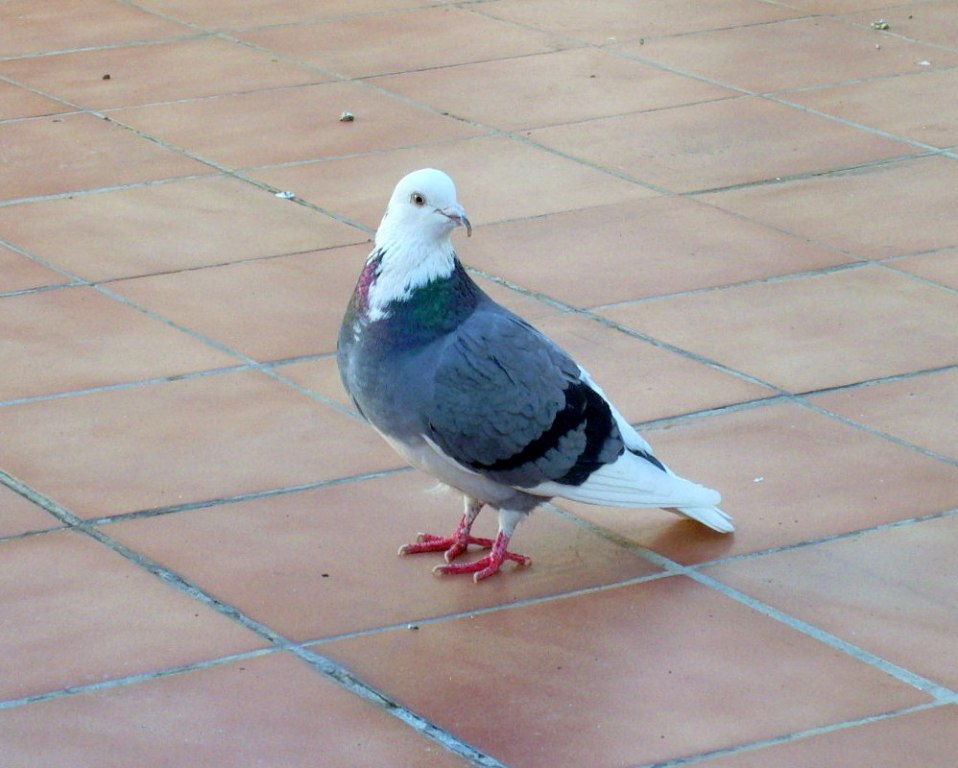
[432,550,531,582]
[398,531,494,561]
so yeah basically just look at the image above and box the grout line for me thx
[875,258,958,296]
[0,172,223,209]
[0,363,254,408]
[544,503,957,700]
[632,701,950,768]
[682,150,945,197]
[0,33,212,63]
[629,395,789,431]
[795,397,958,468]
[584,261,871,311]
[299,569,674,650]
[465,267,786,396]
[4,12,955,765]
[0,647,281,712]
[88,466,412,526]
[89,281,365,420]
[791,362,958,398]
[0,469,506,767]
[681,565,957,701]
[587,312,787,393]
[697,507,958,569]
[473,263,958,469]
[288,646,510,768]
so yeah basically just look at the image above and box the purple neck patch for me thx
[355,251,384,314]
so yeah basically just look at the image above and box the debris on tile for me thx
[101,73,111,80]
[339,111,355,122]
[753,476,765,483]
[917,60,932,66]
[274,190,295,200]
[871,19,890,30]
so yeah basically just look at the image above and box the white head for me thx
[375,168,471,251]
[364,168,472,319]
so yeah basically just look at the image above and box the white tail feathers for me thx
[525,443,735,534]
[672,505,735,533]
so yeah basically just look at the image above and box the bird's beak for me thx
[439,204,472,237]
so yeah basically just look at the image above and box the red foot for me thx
[433,532,531,582]
[398,531,495,563]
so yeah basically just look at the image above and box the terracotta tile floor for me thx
[1,1,955,766]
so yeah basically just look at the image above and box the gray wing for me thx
[424,304,626,489]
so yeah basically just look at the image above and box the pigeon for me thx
[337,168,733,581]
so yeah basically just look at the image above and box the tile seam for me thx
[697,507,958,569]
[0,33,211,63]
[87,467,412,526]
[0,647,281,712]
[584,261,872,311]
[2,16,950,213]
[641,548,956,701]
[630,700,950,768]
[0,469,506,767]
[794,397,958,467]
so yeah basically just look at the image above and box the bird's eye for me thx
[410,193,426,207]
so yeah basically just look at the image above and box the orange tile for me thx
[111,81,485,168]
[320,577,926,767]
[109,246,366,360]
[470,274,565,324]
[709,516,958,688]
[108,473,661,641]
[781,0,904,9]
[0,244,70,293]
[2,0,953,758]
[252,136,656,230]
[599,266,958,392]
[483,0,800,45]
[0,176,362,282]
[274,357,354,411]
[700,155,958,259]
[0,113,209,202]
[0,38,331,111]
[238,7,574,78]
[0,372,403,519]
[560,402,958,564]
[0,79,67,120]
[695,706,958,768]
[465,196,854,307]
[627,16,958,93]
[528,313,771,422]
[0,529,264,699]
[529,96,914,193]
[0,0,190,58]
[0,486,59,539]
[0,653,471,767]
[890,250,958,290]
[135,0,425,29]
[810,368,958,460]
[371,47,734,131]
[784,68,958,148]
[0,287,237,401]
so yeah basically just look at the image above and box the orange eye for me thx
[411,193,426,206]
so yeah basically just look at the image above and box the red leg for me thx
[398,497,489,563]
[433,508,530,582]
[433,528,530,582]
